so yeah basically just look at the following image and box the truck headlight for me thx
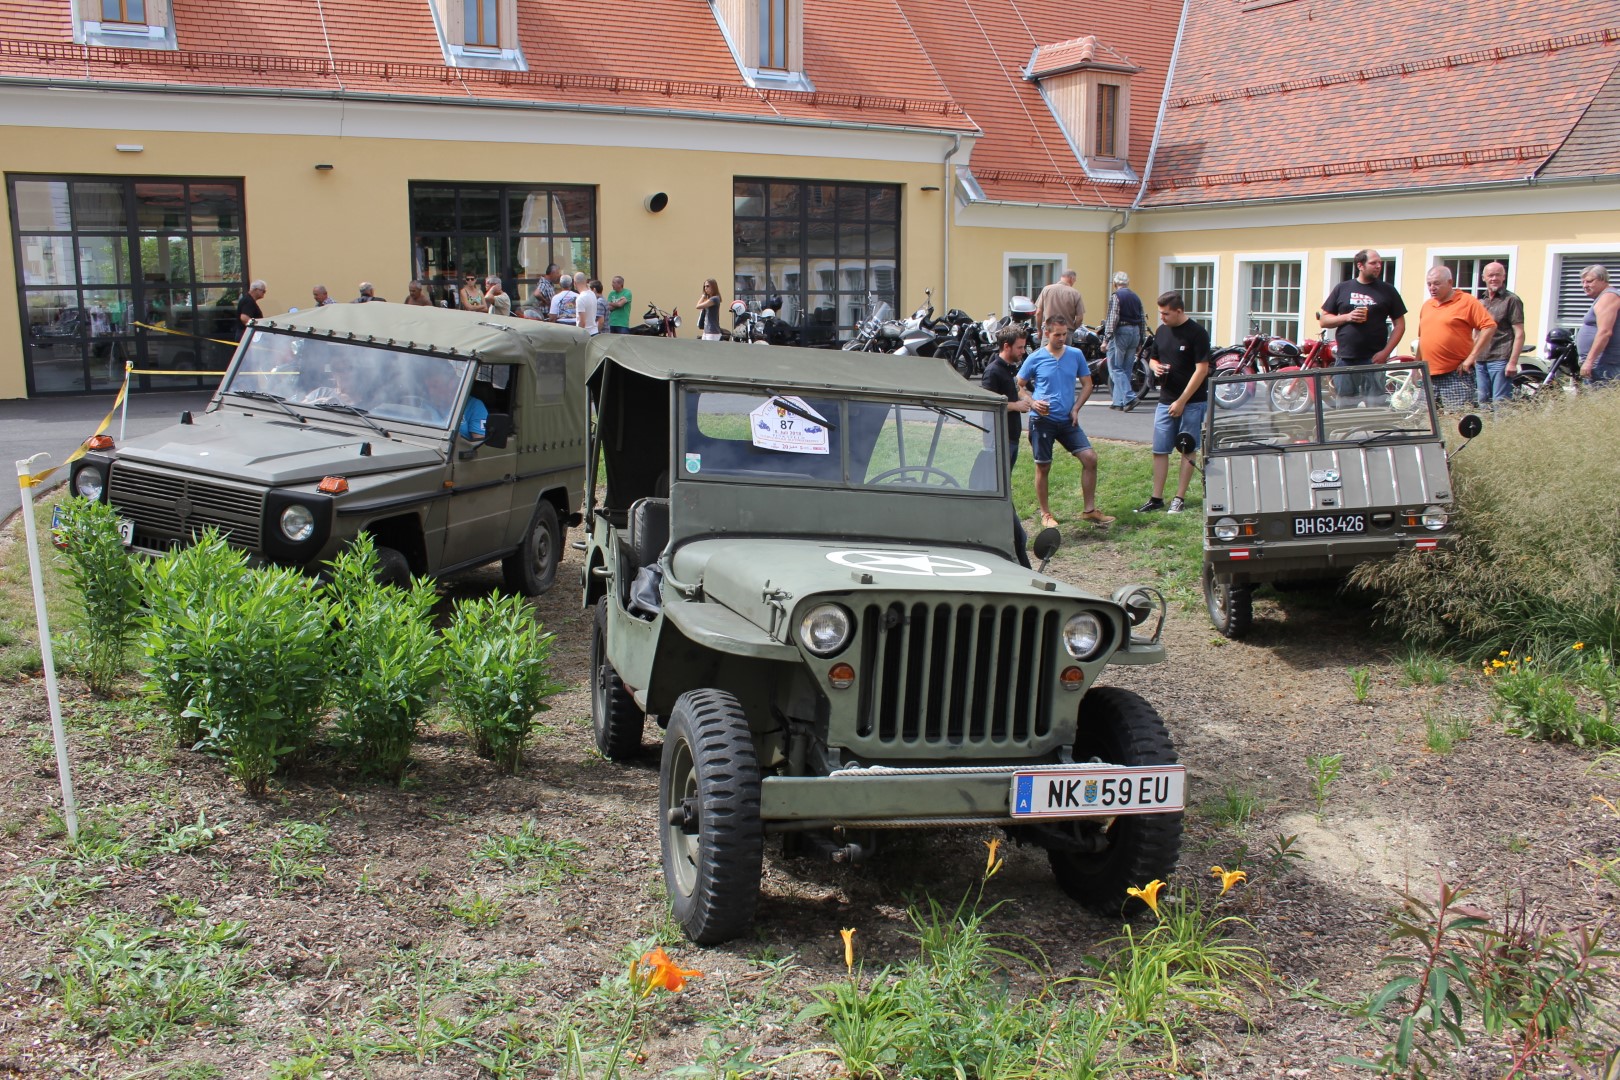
[1062,612,1105,660]
[1213,517,1240,542]
[1421,505,1447,531]
[72,466,106,501]
[279,504,316,543]
[799,603,853,657]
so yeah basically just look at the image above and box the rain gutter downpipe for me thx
[1109,0,1190,284]
[942,134,963,311]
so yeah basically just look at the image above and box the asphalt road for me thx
[1,390,216,525]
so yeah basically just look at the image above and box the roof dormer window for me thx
[429,0,527,71]
[1025,36,1139,182]
[712,0,813,91]
[74,0,176,49]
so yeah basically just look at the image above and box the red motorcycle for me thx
[1265,334,1339,413]
[1209,333,1302,408]
[629,303,681,337]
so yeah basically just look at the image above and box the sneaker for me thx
[1081,508,1116,525]
[1136,497,1165,513]
[1122,396,1142,413]
[1168,496,1185,514]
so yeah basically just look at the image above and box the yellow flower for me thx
[1209,865,1247,895]
[1492,659,1505,668]
[840,928,856,973]
[638,947,702,995]
[1125,879,1166,915]
[1574,642,1586,651]
[1500,650,1511,657]
[984,838,1005,879]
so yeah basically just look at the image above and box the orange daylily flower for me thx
[638,947,702,995]
[1574,642,1586,651]
[1125,878,1166,915]
[1209,865,1247,895]
[840,927,856,973]
[984,838,1005,879]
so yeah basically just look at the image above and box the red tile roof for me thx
[1145,0,1620,206]
[1027,35,1141,79]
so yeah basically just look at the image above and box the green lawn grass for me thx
[0,494,75,679]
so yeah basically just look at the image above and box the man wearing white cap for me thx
[1102,271,1147,411]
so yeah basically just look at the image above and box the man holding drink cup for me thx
[1318,248,1407,405]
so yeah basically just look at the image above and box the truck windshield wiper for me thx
[224,389,305,423]
[1215,438,1286,453]
[918,401,988,433]
[305,401,390,437]
[769,396,835,430]
[1354,427,1426,447]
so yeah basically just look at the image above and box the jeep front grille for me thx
[855,601,1056,749]
[107,463,265,554]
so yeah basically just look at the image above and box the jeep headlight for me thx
[799,603,853,657]
[1212,517,1240,542]
[279,503,316,543]
[1062,612,1105,660]
[72,466,106,501]
[1421,505,1447,531]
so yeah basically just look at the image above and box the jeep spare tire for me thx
[503,500,561,596]
[660,690,763,944]
[1047,686,1183,917]
[590,598,645,760]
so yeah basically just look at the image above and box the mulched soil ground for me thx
[0,520,1614,1078]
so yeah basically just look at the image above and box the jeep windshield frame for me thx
[1204,361,1440,455]
[216,327,476,433]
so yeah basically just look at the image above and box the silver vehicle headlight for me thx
[72,466,105,501]
[279,503,316,543]
[799,603,853,657]
[1421,505,1447,531]
[1213,517,1240,542]
[1062,612,1106,660]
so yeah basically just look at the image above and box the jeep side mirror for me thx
[1457,414,1482,440]
[483,413,513,449]
[1032,526,1061,572]
[1174,432,1197,456]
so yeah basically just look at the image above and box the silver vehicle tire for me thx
[1203,563,1252,639]
[591,598,645,761]
[1046,687,1183,916]
[502,500,561,597]
[660,690,763,945]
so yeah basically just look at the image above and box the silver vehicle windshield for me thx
[681,388,1002,493]
[1207,362,1438,452]
[221,330,472,429]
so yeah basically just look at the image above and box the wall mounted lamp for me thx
[115,144,144,153]
[919,185,941,191]
[314,163,335,171]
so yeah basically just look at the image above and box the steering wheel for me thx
[866,465,960,488]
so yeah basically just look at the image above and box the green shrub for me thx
[1353,390,1620,653]
[51,497,145,695]
[1487,648,1619,748]
[440,593,562,772]
[325,535,440,784]
[140,532,253,747]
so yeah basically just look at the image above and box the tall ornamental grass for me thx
[1353,389,1620,656]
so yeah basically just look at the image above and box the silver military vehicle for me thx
[68,304,588,593]
[583,335,1184,944]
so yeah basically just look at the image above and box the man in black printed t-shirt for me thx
[1318,248,1407,404]
[1135,291,1209,515]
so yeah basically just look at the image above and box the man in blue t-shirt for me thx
[1016,315,1115,527]
[422,360,488,440]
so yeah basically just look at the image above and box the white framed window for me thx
[712,0,811,89]
[1541,245,1620,332]
[1234,254,1305,341]
[429,0,526,70]
[1324,248,1401,289]
[1004,253,1065,311]
[1426,246,1516,300]
[74,0,174,47]
[1159,258,1217,334]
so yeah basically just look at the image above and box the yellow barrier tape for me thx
[19,378,128,490]
[126,369,228,377]
[132,319,239,348]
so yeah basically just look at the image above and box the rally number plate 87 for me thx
[1010,765,1186,818]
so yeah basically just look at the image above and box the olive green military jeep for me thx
[1195,360,1479,637]
[583,336,1184,944]
[68,304,588,593]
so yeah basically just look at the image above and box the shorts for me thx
[1152,400,1207,455]
[1028,414,1091,464]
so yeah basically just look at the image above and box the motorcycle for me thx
[1512,327,1580,399]
[730,296,801,346]
[628,303,680,337]
[1075,324,1157,401]
[936,310,995,378]
[842,294,895,352]
[1208,332,1302,408]
[1262,333,1338,413]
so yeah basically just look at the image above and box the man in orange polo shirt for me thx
[1416,265,1495,410]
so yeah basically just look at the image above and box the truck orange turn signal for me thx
[317,476,349,494]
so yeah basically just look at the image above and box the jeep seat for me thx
[625,496,669,617]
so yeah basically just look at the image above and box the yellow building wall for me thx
[0,124,947,398]
[1124,211,1620,347]
[945,225,1111,324]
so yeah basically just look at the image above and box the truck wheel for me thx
[502,501,560,596]
[591,598,645,760]
[1203,564,1253,639]
[1047,687,1183,916]
[660,690,763,944]
[374,545,411,587]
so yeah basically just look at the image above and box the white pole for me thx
[119,361,132,442]
[14,454,78,844]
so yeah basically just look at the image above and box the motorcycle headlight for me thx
[279,503,316,543]
[1421,505,1447,531]
[1213,517,1240,542]
[72,466,106,501]
[1062,612,1106,660]
[799,603,853,658]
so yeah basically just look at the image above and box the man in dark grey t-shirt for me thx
[1318,248,1407,404]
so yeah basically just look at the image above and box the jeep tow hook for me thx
[667,797,700,834]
